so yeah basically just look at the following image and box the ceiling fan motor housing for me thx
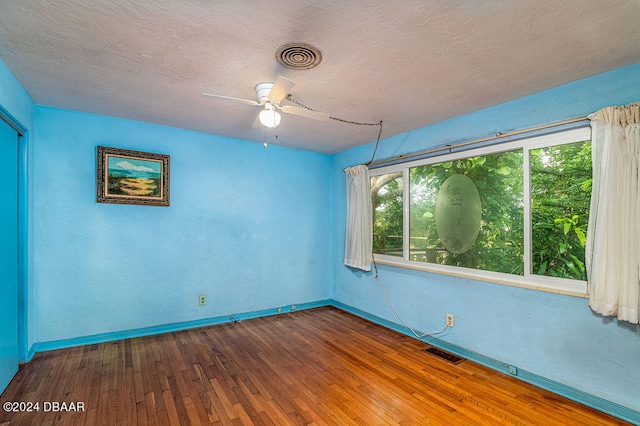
[255,82,274,104]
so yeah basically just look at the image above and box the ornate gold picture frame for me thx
[97,146,170,206]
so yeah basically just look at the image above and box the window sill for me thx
[373,255,588,298]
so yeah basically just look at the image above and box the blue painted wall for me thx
[0,61,35,130]
[31,106,332,342]
[331,62,640,412]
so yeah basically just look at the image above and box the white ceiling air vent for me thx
[275,43,322,70]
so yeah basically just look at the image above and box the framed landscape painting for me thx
[97,146,170,206]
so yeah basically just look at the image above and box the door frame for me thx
[0,107,29,362]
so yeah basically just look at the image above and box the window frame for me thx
[370,127,591,297]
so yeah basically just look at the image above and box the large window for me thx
[370,128,592,294]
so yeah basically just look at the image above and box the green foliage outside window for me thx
[530,141,591,280]
[371,173,403,256]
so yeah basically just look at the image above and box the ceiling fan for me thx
[202,76,330,128]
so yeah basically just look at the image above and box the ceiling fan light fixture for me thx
[258,103,281,128]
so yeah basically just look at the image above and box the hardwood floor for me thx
[0,307,629,425]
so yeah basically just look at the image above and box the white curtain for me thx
[586,102,640,324]
[344,164,372,271]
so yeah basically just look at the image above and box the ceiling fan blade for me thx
[280,105,330,121]
[201,93,259,106]
[268,76,295,103]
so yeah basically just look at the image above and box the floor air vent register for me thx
[424,346,466,365]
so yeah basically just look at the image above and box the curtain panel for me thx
[344,165,372,271]
[586,102,640,324]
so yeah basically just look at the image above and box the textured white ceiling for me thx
[1,1,639,154]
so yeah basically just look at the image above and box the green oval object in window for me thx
[435,174,481,254]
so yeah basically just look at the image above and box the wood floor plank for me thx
[0,307,631,425]
[162,389,183,426]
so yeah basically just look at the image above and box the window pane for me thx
[371,173,403,257]
[410,151,524,274]
[531,141,591,280]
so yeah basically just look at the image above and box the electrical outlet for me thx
[290,304,297,311]
[199,295,207,306]
[446,313,454,327]
[508,365,518,375]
